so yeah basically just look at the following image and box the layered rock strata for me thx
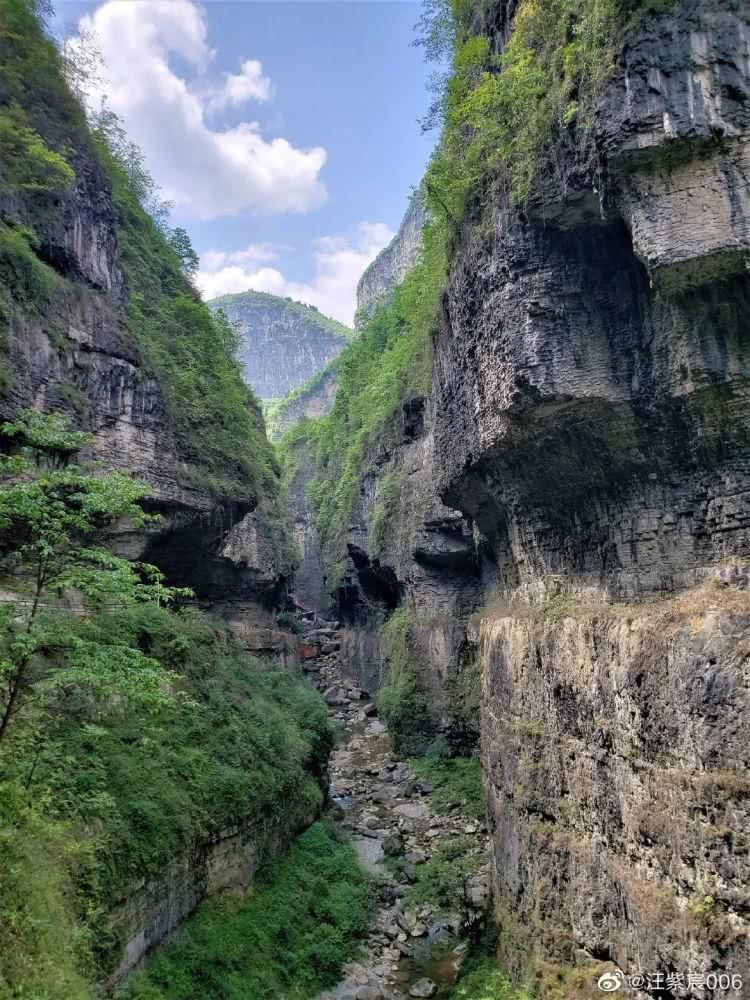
[208,290,350,399]
[334,399,483,742]
[430,0,750,989]
[1,125,288,607]
[356,191,426,326]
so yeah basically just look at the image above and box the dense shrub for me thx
[376,607,436,755]
[405,835,483,922]
[3,604,333,894]
[411,755,485,819]
[120,822,372,1000]
[424,0,677,215]
[0,783,95,1000]
[448,958,532,1000]
[0,605,334,986]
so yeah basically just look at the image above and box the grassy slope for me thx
[120,822,372,1000]
[0,605,334,994]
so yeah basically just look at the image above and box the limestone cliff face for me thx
[355,191,426,326]
[332,397,483,745]
[429,0,750,989]
[482,590,750,991]
[287,444,330,613]
[108,798,318,985]
[270,362,339,441]
[208,290,351,399]
[1,106,288,611]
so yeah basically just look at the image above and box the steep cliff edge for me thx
[268,358,340,441]
[286,0,750,991]
[0,10,322,995]
[208,290,352,401]
[0,4,293,617]
[356,190,426,326]
[428,0,750,990]
[334,398,483,752]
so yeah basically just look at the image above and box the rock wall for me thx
[271,361,339,441]
[355,191,426,326]
[481,589,750,994]
[334,397,483,743]
[287,444,330,614]
[428,0,750,989]
[208,290,351,399]
[1,114,289,608]
[108,792,319,985]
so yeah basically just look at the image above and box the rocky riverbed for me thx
[299,625,491,1000]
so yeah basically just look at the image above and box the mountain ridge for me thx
[208,289,352,400]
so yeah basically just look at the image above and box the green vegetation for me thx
[0,417,333,994]
[265,355,339,438]
[0,0,80,321]
[447,957,532,1000]
[1,607,332,994]
[0,410,182,745]
[284,206,448,587]
[120,822,372,1000]
[406,835,483,924]
[0,781,96,999]
[369,464,402,559]
[94,128,285,509]
[423,0,675,216]
[411,755,485,819]
[0,103,74,199]
[0,2,293,563]
[0,218,60,313]
[377,607,435,755]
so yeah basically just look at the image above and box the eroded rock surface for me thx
[428,0,750,990]
[208,290,350,399]
[334,398,483,742]
[356,191,426,326]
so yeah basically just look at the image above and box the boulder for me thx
[297,640,321,661]
[323,686,347,706]
[409,978,437,998]
[382,831,405,857]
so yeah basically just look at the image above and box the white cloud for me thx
[72,0,326,219]
[208,59,273,110]
[196,222,395,325]
[200,242,285,271]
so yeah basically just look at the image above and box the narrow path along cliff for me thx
[297,623,491,1000]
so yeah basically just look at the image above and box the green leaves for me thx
[291,212,447,588]
[422,0,658,210]
[0,103,74,198]
[0,412,191,744]
[122,822,371,1000]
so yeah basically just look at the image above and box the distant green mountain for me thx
[209,291,353,400]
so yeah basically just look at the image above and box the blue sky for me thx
[54,0,436,323]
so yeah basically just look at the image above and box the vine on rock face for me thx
[424,0,675,216]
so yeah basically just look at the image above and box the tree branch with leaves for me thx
[0,411,191,746]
